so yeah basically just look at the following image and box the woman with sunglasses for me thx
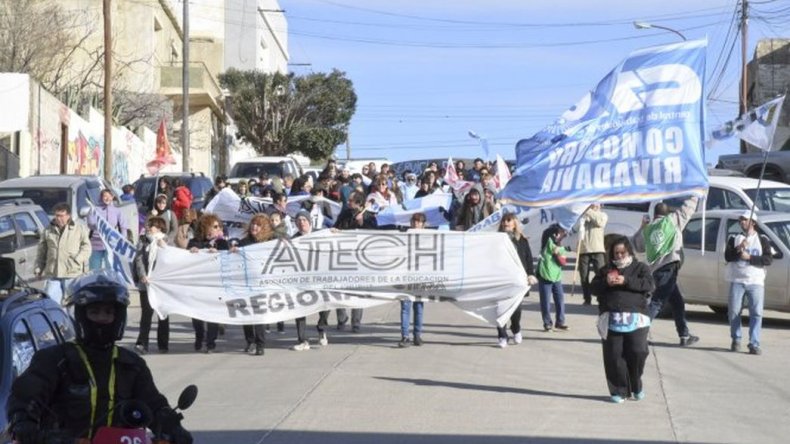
[188,214,229,353]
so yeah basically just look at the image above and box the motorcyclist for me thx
[6,270,192,444]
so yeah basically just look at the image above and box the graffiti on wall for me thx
[68,130,102,176]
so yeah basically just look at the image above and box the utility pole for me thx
[739,0,749,153]
[345,129,351,161]
[182,0,190,172]
[103,0,113,182]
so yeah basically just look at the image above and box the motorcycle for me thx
[2,385,197,444]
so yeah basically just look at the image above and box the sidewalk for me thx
[127,293,790,444]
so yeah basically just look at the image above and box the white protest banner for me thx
[147,230,529,327]
[205,188,342,237]
[90,208,136,286]
[710,95,786,151]
[376,193,453,227]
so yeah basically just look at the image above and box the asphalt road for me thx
[122,291,790,444]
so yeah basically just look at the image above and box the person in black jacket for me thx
[333,191,378,332]
[6,271,191,444]
[133,216,170,354]
[187,214,229,353]
[495,213,538,348]
[591,236,655,404]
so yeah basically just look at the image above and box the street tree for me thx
[219,68,357,159]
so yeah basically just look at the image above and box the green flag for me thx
[644,217,676,264]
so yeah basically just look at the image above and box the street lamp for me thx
[633,21,687,41]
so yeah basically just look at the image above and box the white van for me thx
[339,158,391,175]
[228,156,304,185]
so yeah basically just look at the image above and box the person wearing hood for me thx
[171,177,193,220]
[453,185,492,231]
[401,171,420,201]
[133,216,170,354]
[591,236,655,403]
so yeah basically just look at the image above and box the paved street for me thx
[122,290,790,444]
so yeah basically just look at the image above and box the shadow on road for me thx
[192,429,695,444]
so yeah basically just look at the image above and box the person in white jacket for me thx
[577,204,608,305]
[723,210,773,355]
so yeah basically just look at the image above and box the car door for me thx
[0,214,24,277]
[678,216,724,305]
[11,211,42,280]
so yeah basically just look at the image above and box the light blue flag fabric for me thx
[501,40,709,209]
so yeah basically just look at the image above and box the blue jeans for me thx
[89,250,109,270]
[728,282,764,347]
[400,300,424,338]
[44,278,72,306]
[648,263,690,338]
[538,279,565,328]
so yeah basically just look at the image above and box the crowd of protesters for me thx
[67,156,767,405]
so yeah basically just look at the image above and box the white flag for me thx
[711,95,785,151]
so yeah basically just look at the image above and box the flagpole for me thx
[747,148,772,220]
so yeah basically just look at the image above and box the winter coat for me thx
[171,186,193,220]
[36,220,91,278]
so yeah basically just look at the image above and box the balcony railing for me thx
[159,62,222,112]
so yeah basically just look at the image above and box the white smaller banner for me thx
[147,231,529,327]
[710,95,786,151]
[205,188,342,237]
[376,193,452,227]
[91,208,136,287]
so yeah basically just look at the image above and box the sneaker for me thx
[555,324,570,331]
[243,343,254,354]
[398,337,410,348]
[134,344,147,355]
[513,332,523,344]
[730,340,741,352]
[632,391,645,401]
[748,344,762,355]
[352,325,361,333]
[413,335,423,346]
[337,323,347,331]
[610,395,625,404]
[255,345,264,356]
[292,341,310,351]
[158,348,169,354]
[583,299,592,306]
[205,347,214,354]
[319,333,328,346]
[679,335,700,347]
[543,325,554,332]
[497,337,508,348]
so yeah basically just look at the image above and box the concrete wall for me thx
[0,74,188,188]
[224,0,288,73]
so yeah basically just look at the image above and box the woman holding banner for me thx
[188,214,229,353]
[232,214,276,356]
[495,213,538,348]
[590,236,654,403]
[133,216,170,354]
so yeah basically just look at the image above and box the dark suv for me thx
[0,258,75,433]
[132,172,213,214]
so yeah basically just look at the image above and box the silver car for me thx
[0,199,50,284]
[679,210,790,313]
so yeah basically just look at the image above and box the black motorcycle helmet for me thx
[65,270,130,349]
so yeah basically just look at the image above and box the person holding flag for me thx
[632,195,700,347]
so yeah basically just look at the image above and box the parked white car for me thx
[678,210,790,313]
[228,156,303,185]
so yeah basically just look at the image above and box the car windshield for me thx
[230,163,284,178]
[0,188,70,216]
[765,220,790,252]
[744,188,790,212]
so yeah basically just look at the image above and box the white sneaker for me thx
[497,337,508,348]
[513,332,523,344]
[291,341,311,351]
[319,333,328,346]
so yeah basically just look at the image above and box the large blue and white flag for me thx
[501,40,708,208]
[710,95,785,151]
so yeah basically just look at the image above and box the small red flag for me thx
[146,119,176,175]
